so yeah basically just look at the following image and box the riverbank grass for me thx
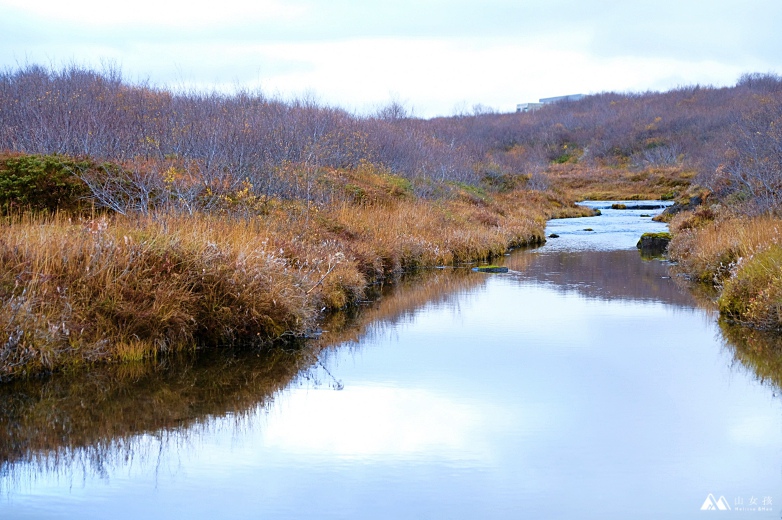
[719,246,782,330]
[667,211,782,330]
[0,181,557,379]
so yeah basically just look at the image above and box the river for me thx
[1,202,780,519]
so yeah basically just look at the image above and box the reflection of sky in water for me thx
[4,202,782,520]
[261,385,511,461]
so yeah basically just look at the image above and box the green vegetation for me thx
[0,154,92,213]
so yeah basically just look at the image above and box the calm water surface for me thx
[2,202,781,519]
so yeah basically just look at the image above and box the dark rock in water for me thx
[656,196,703,219]
[472,266,509,273]
[626,204,667,210]
[636,232,671,253]
[612,203,667,210]
[548,233,560,238]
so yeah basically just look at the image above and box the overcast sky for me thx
[2,0,781,117]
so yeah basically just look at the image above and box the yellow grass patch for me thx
[0,185,552,380]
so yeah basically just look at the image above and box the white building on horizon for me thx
[517,94,584,113]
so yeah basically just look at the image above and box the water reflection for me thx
[2,203,782,520]
[315,267,483,350]
[720,321,782,392]
[260,385,499,462]
[0,267,487,490]
[0,347,312,487]
[507,250,696,308]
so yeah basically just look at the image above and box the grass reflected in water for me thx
[0,266,486,491]
[720,321,782,392]
[0,346,311,490]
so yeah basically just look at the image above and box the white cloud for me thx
[0,0,304,27]
[0,0,780,116]
[227,38,747,116]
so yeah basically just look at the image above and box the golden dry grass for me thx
[668,211,782,282]
[0,184,551,379]
[0,213,315,378]
[545,164,695,201]
[668,210,782,330]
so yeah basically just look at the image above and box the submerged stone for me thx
[613,203,667,210]
[472,265,509,273]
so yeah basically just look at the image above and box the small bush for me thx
[0,154,92,213]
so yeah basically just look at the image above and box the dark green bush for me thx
[0,154,92,213]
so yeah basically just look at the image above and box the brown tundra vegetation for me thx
[1,65,782,379]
